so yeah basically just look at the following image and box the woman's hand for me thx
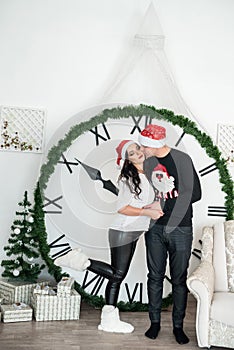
[142,208,164,220]
[118,204,163,220]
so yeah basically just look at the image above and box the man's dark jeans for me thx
[145,224,193,328]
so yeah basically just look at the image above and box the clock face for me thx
[42,104,228,304]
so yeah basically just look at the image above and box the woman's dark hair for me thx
[118,156,142,197]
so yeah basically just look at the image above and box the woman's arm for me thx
[118,205,164,220]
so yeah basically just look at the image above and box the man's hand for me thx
[143,201,162,211]
[146,208,164,220]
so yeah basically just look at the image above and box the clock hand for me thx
[74,158,119,196]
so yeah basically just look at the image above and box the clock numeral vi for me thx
[49,234,72,259]
[207,206,227,217]
[43,195,63,214]
[124,282,143,303]
[89,123,111,146]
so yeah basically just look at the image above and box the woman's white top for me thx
[110,173,155,232]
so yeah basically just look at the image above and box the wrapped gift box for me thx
[1,303,33,323]
[33,284,54,295]
[31,289,81,321]
[57,277,75,297]
[0,279,48,305]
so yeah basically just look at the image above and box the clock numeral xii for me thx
[130,116,152,134]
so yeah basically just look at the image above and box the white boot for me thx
[54,248,91,271]
[98,305,134,333]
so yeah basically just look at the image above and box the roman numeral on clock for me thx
[58,153,78,174]
[49,234,72,259]
[43,195,63,214]
[207,206,227,217]
[89,123,111,146]
[192,248,202,260]
[175,131,185,147]
[199,162,217,177]
[130,115,153,134]
[82,270,105,296]
[124,282,143,303]
[164,275,172,284]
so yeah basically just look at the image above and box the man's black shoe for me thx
[173,327,189,345]
[145,322,161,339]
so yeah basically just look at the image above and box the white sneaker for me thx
[54,248,90,271]
[98,305,134,333]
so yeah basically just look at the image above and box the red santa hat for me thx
[116,140,136,166]
[153,164,169,177]
[139,124,166,148]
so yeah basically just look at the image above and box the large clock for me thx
[40,104,232,306]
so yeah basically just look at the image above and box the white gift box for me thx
[32,284,54,295]
[57,277,75,297]
[0,279,48,305]
[31,289,81,321]
[1,303,33,323]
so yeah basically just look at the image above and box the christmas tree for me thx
[1,191,45,282]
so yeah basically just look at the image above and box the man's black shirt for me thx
[144,148,202,227]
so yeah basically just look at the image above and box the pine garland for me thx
[34,105,233,311]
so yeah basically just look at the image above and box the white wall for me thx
[0,0,234,274]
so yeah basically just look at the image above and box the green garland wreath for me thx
[35,104,233,311]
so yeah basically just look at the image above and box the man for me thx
[139,124,201,345]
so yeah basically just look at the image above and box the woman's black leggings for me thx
[88,229,143,306]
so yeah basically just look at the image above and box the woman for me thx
[55,140,163,333]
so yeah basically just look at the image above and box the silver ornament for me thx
[14,228,21,235]
[27,216,34,223]
[13,269,20,277]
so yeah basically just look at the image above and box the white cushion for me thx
[210,292,234,327]
[213,222,228,291]
[224,220,234,292]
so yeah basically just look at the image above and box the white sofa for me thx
[187,220,234,349]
